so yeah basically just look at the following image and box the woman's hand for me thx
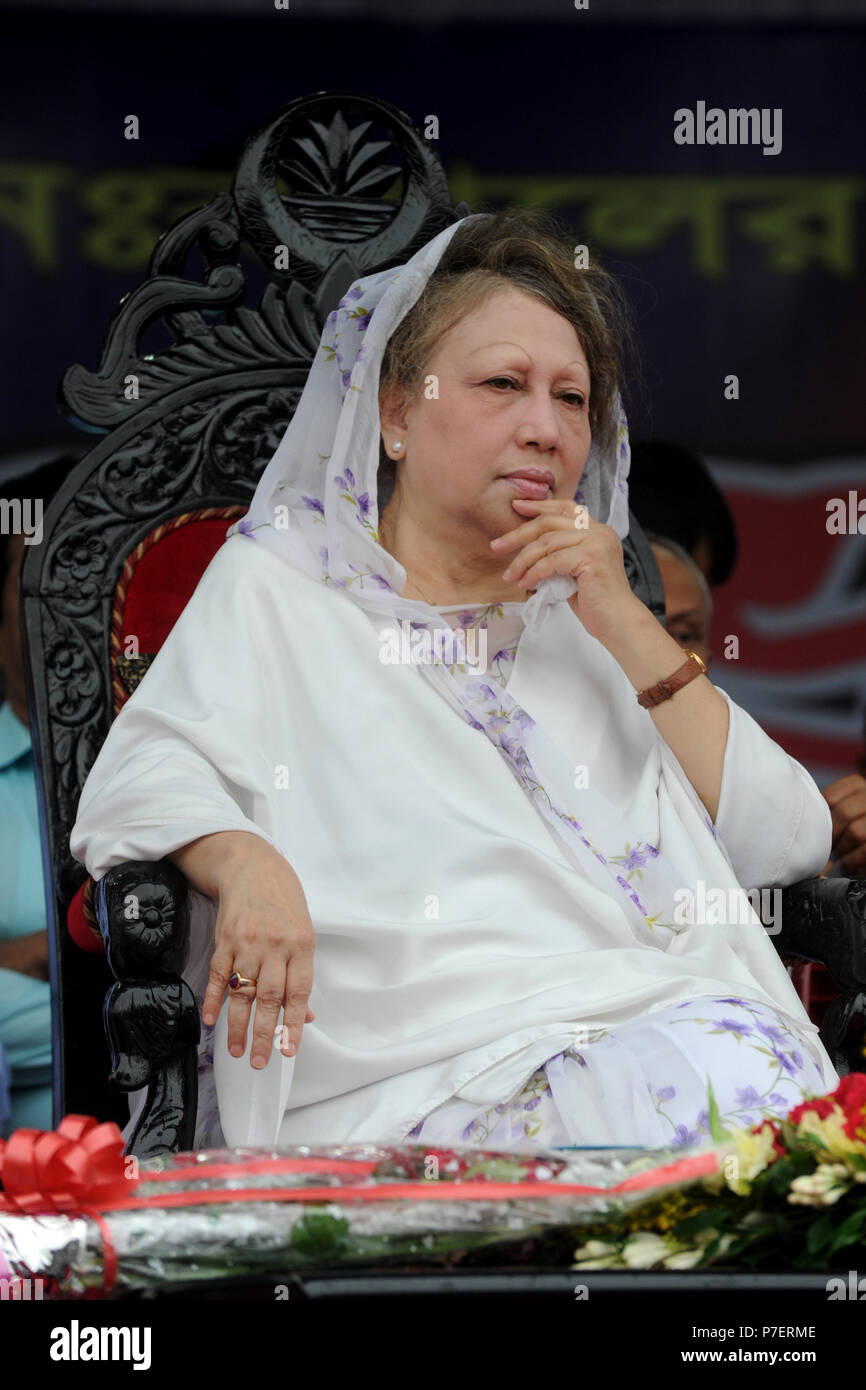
[492,494,730,822]
[490,497,641,645]
[198,837,316,1070]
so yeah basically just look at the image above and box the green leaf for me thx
[805,1210,837,1257]
[828,1202,866,1256]
[290,1210,352,1256]
[707,1077,727,1143]
[674,1205,729,1240]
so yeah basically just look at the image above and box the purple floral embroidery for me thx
[772,1049,798,1077]
[614,843,655,876]
[335,469,375,534]
[735,1084,761,1107]
[236,517,256,539]
[655,1085,676,1102]
[756,1020,786,1044]
[715,1017,753,1036]
[616,875,648,916]
[302,495,324,516]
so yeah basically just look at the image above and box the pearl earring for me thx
[392,441,402,452]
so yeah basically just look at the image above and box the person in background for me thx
[637,477,865,880]
[822,740,866,878]
[645,531,713,674]
[629,438,738,588]
[0,455,74,1134]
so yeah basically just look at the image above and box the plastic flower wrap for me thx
[0,1122,719,1298]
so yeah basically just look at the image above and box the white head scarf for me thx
[227,214,728,949]
[228,215,631,622]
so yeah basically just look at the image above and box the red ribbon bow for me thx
[0,1115,134,1294]
[0,1114,133,1216]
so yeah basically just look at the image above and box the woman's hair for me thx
[377,206,633,512]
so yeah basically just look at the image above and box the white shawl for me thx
[70,217,836,1146]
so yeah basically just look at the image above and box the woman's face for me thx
[380,285,593,548]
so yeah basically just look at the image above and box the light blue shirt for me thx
[0,701,47,938]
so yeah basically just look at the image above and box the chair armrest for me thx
[767,875,866,991]
[766,875,866,1076]
[92,859,200,1157]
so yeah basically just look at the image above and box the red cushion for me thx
[788,960,839,1028]
[66,879,104,955]
[119,517,237,657]
[66,511,242,952]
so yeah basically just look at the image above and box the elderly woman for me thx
[70,210,838,1153]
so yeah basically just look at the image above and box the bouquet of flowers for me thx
[3,1075,865,1296]
[572,1074,866,1271]
[0,1121,718,1298]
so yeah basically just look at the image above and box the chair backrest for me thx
[19,88,664,1125]
[19,90,475,1123]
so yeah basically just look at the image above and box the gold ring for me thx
[229,972,258,992]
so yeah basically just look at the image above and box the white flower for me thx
[620,1232,671,1269]
[788,1163,851,1207]
[661,1247,704,1270]
[572,1238,622,1269]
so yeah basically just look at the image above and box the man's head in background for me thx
[0,455,78,723]
[628,439,738,588]
[646,533,713,672]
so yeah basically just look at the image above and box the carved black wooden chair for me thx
[20,90,866,1159]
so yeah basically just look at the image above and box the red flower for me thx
[785,1074,866,1143]
[833,1073,866,1141]
[786,1094,836,1126]
[751,1119,787,1159]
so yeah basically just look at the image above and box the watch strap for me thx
[637,650,707,709]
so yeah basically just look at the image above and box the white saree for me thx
[69,216,838,1151]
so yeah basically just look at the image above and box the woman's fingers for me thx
[226,977,257,1057]
[279,948,315,1060]
[502,527,585,586]
[202,949,235,1028]
[248,960,290,1068]
[490,500,585,554]
[205,965,315,1059]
